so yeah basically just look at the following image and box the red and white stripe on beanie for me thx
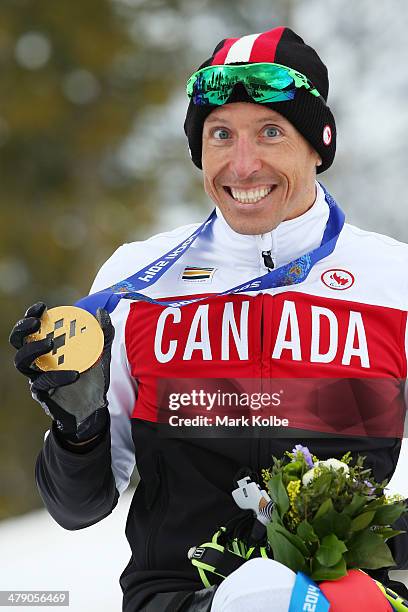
[212,28,285,65]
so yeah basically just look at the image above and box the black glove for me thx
[9,302,114,444]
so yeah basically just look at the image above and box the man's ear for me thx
[316,157,322,167]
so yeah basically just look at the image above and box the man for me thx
[9,27,408,611]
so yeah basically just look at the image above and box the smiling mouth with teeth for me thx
[224,185,275,204]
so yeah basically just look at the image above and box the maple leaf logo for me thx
[321,269,354,290]
[331,272,348,286]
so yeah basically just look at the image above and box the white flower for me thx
[302,458,349,486]
[320,458,349,473]
[302,467,320,486]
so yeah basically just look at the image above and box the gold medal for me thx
[27,306,104,373]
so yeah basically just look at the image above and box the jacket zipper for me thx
[262,250,275,270]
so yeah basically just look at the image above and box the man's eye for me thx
[263,126,281,138]
[213,128,230,139]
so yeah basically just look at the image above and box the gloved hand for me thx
[9,302,114,444]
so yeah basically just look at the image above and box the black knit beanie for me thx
[184,27,336,174]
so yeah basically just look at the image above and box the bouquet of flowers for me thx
[261,445,407,581]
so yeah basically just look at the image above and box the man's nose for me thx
[228,137,262,181]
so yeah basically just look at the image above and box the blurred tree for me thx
[0,0,188,519]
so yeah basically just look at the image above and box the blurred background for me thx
[1,0,408,609]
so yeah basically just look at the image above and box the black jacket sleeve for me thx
[388,501,408,570]
[35,421,119,530]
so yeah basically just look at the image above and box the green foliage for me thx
[264,450,408,581]
[344,531,396,569]
[267,522,308,574]
[315,534,347,567]
[267,474,289,516]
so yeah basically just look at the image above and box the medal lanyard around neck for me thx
[76,184,345,315]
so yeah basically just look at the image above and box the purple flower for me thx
[292,445,314,468]
[364,480,376,495]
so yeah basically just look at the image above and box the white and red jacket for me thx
[36,183,408,611]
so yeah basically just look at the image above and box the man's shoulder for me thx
[339,223,408,300]
[90,222,201,293]
[342,221,408,255]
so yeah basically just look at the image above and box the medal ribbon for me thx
[76,184,345,315]
[288,572,330,612]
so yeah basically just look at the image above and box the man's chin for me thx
[224,215,279,236]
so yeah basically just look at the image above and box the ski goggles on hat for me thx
[186,62,324,106]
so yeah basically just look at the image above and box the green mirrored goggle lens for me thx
[186,63,322,106]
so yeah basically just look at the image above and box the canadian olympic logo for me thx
[321,269,354,290]
[323,125,332,146]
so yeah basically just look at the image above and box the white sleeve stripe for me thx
[107,299,136,495]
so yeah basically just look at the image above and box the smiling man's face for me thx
[202,102,322,235]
